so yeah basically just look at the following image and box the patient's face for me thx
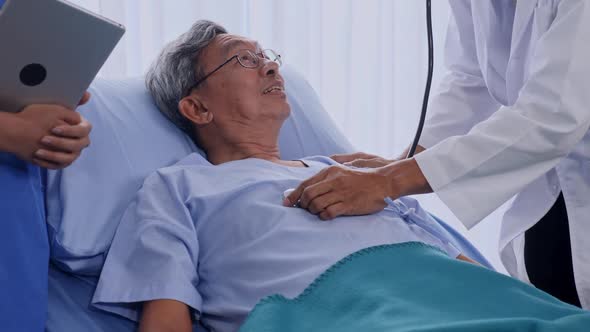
[196,35,290,131]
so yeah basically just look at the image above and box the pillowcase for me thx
[46,65,354,274]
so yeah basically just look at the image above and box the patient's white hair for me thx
[146,20,227,135]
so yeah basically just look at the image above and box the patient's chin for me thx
[278,104,291,119]
[264,101,290,120]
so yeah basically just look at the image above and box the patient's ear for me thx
[179,95,213,125]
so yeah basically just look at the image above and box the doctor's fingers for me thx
[331,152,381,164]
[316,190,387,220]
[306,190,343,215]
[319,202,347,221]
[344,157,392,169]
[299,180,335,210]
[284,167,332,206]
[311,170,390,217]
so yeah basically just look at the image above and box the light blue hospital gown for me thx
[92,154,461,332]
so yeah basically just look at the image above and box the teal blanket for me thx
[239,242,589,332]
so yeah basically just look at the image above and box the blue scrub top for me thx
[0,152,49,331]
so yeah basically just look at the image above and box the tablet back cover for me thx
[0,0,125,112]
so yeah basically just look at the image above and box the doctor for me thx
[285,0,590,308]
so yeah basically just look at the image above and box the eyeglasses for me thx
[186,49,282,95]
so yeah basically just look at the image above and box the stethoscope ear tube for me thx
[407,0,434,159]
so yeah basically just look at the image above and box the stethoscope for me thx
[407,0,433,159]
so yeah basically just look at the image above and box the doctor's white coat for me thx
[414,0,590,308]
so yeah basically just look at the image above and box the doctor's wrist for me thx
[378,158,433,199]
[397,144,426,160]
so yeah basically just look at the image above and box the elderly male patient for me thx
[99,19,590,332]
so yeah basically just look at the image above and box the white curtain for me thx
[72,0,506,271]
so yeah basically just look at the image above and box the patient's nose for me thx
[262,60,279,77]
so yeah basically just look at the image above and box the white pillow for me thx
[46,65,354,274]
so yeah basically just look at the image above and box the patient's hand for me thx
[332,152,394,168]
[4,92,92,169]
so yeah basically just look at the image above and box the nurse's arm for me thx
[139,299,192,332]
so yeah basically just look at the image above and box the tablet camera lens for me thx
[20,63,47,87]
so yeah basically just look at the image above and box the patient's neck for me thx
[206,141,306,168]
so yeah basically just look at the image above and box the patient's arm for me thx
[139,299,192,332]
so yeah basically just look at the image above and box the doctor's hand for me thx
[331,145,427,169]
[284,158,433,220]
[283,165,392,220]
[331,152,394,168]
[8,92,92,169]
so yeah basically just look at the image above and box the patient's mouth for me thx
[263,86,285,95]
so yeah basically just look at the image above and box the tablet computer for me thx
[0,0,125,113]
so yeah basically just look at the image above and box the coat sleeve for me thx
[418,0,500,149]
[415,0,590,228]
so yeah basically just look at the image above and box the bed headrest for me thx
[46,65,354,274]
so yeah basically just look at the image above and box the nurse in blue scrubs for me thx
[0,92,92,331]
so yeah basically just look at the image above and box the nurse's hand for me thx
[35,114,93,169]
[332,152,394,168]
[284,158,433,220]
[7,93,92,169]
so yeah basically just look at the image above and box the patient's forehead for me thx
[213,34,262,57]
[198,34,262,73]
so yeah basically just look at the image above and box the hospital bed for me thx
[44,66,491,331]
